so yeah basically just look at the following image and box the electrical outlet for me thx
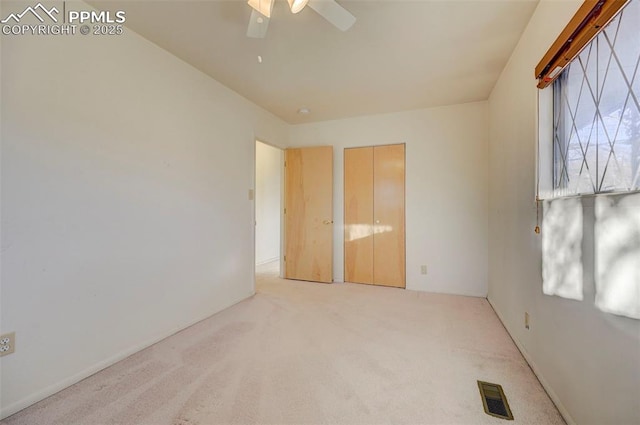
[525,312,530,330]
[420,265,427,275]
[0,332,15,357]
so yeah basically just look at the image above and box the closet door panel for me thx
[344,147,374,284]
[373,144,406,288]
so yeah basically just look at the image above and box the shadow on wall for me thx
[542,197,584,301]
[595,193,640,319]
[542,193,640,320]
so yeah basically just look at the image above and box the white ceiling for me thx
[90,0,539,124]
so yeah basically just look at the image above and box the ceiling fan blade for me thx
[247,8,270,38]
[248,0,273,18]
[308,0,356,31]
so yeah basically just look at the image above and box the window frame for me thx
[537,0,640,200]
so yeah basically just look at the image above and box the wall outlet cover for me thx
[0,332,15,357]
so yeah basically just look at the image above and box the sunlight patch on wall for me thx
[542,198,584,300]
[595,193,640,320]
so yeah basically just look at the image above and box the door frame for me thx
[253,139,286,283]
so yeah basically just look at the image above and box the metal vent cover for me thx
[478,381,514,420]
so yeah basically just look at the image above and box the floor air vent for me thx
[477,381,514,420]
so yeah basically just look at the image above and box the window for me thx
[552,0,640,196]
[536,0,640,320]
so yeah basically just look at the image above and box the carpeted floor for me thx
[1,262,565,425]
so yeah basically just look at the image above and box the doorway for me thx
[255,141,283,278]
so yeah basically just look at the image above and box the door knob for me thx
[323,220,334,225]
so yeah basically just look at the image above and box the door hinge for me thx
[284,255,286,261]
[284,208,287,214]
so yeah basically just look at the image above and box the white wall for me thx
[488,1,640,424]
[255,142,281,266]
[289,102,488,296]
[0,1,288,418]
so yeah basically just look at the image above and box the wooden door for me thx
[373,144,405,288]
[284,146,333,283]
[344,147,374,284]
[344,144,405,288]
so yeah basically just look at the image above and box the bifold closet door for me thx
[373,144,405,288]
[344,147,374,284]
[344,144,405,288]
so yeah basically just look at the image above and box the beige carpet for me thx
[2,263,565,425]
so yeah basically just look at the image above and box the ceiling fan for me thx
[246,0,356,38]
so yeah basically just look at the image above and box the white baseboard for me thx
[255,257,279,266]
[0,293,252,420]
[487,297,576,425]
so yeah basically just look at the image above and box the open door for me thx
[284,146,333,283]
